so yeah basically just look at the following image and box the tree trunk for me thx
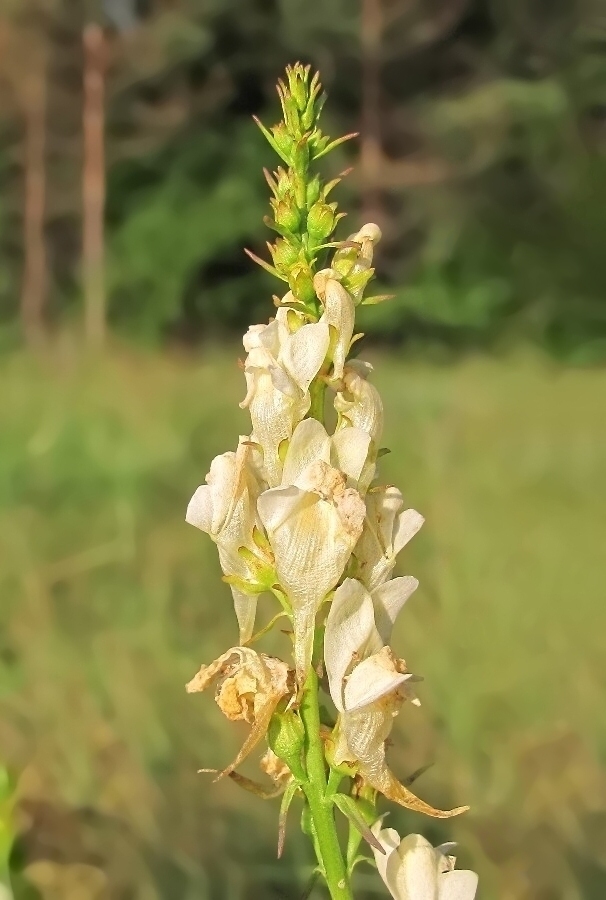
[360,0,383,225]
[82,23,107,348]
[21,66,47,347]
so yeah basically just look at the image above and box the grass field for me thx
[1,342,605,900]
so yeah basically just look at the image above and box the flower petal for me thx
[231,587,259,644]
[282,418,331,487]
[371,823,401,888]
[387,834,438,900]
[343,648,411,712]
[439,871,479,900]
[335,360,384,446]
[372,576,419,643]
[186,484,213,533]
[316,275,355,379]
[258,485,363,682]
[281,321,330,392]
[331,427,372,487]
[393,508,425,558]
[324,579,381,711]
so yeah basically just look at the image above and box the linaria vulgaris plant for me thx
[186,64,479,900]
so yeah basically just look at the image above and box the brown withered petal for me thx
[186,647,292,780]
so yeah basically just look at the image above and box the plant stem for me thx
[309,378,326,422]
[300,667,353,900]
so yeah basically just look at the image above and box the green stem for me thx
[309,378,326,422]
[300,667,353,900]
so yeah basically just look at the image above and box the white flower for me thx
[354,485,424,591]
[314,270,355,380]
[334,359,384,448]
[258,420,367,683]
[186,647,291,779]
[240,309,330,487]
[332,222,382,300]
[324,579,467,818]
[186,438,266,642]
[371,826,478,900]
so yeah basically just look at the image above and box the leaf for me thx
[224,770,287,800]
[244,247,287,281]
[333,794,385,855]
[361,294,395,306]
[313,132,359,161]
[277,780,299,858]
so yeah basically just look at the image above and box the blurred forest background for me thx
[1,1,606,900]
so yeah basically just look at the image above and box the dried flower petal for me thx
[186,647,291,779]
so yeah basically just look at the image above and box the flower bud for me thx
[268,710,306,780]
[275,167,291,200]
[288,262,316,306]
[275,200,301,234]
[292,138,310,176]
[307,202,336,241]
[272,123,295,163]
[270,238,299,275]
[305,175,321,207]
[288,67,308,112]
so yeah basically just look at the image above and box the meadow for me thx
[1,342,605,900]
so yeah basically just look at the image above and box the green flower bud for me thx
[288,67,308,112]
[275,167,291,201]
[307,202,336,241]
[288,263,316,306]
[268,710,306,781]
[275,200,301,234]
[272,123,295,164]
[270,238,299,275]
[306,175,321,208]
[292,138,310,177]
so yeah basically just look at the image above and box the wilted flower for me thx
[354,485,424,592]
[186,438,267,642]
[258,420,367,683]
[240,308,330,487]
[334,359,384,448]
[325,578,466,818]
[186,647,292,779]
[371,826,478,900]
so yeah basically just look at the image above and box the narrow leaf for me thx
[333,794,385,855]
[361,293,395,306]
[313,132,359,161]
[278,780,299,858]
[244,248,288,282]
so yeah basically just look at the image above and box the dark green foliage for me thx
[0,0,605,350]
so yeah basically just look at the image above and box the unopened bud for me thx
[288,70,308,112]
[306,175,321,207]
[307,202,336,241]
[272,123,295,163]
[289,263,316,306]
[271,239,299,275]
[268,710,306,780]
[275,200,301,234]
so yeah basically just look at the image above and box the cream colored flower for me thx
[186,438,267,642]
[334,359,384,448]
[354,485,424,591]
[325,579,466,819]
[371,826,478,900]
[332,222,382,300]
[186,647,291,779]
[314,270,355,380]
[258,421,367,683]
[240,309,330,487]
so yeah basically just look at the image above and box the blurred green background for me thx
[0,1,605,899]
